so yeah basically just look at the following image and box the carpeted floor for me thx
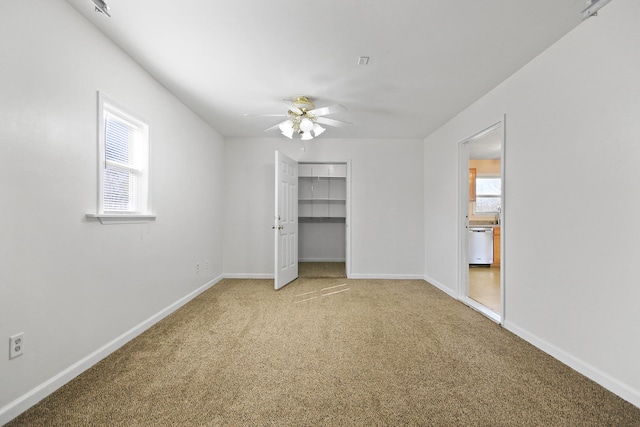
[298,262,346,278]
[7,278,640,426]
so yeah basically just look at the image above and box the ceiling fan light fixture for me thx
[293,96,315,111]
[299,117,314,132]
[281,128,294,139]
[313,124,326,137]
[279,120,293,132]
[254,96,351,140]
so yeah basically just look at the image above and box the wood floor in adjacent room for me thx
[469,266,501,313]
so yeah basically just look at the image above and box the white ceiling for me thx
[469,126,503,160]
[65,0,585,140]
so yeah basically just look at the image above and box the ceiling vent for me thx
[582,0,613,20]
[91,0,111,17]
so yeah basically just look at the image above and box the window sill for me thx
[86,214,156,225]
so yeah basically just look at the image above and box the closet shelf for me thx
[299,176,346,180]
[299,163,347,221]
[299,198,346,202]
[299,216,346,222]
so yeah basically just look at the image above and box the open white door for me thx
[274,151,298,290]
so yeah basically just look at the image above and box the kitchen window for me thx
[474,176,501,215]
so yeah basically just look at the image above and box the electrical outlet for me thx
[196,263,200,274]
[9,333,24,359]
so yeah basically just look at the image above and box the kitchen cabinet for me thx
[492,226,501,267]
[469,168,476,202]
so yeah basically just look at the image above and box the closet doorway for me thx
[273,154,351,289]
[298,162,350,279]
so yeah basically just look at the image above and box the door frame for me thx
[297,160,352,278]
[457,118,506,324]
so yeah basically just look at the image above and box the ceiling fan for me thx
[249,96,351,140]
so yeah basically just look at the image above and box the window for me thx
[89,93,153,223]
[474,177,501,214]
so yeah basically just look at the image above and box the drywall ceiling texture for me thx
[0,0,224,421]
[223,138,425,279]
[64,0,584,139]
[424,0,640,408]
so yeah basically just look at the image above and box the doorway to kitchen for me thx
[459,121,504,323]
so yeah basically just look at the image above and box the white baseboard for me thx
[223,273,274,279]
[423,274,458,299]
[425,273,639,408]
[0,275,224,426]
[224,272,422,281]
[348,273,424,280]
[504,320,640,409]
[224,272,424,281]
[299,258,346,262]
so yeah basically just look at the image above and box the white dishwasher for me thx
[468,227,494,265]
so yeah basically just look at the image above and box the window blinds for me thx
[103,110,145,213]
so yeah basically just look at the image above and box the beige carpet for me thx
[7,278,640,426]
[298,262,345,278]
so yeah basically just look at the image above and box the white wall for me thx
[0,0,224,421]
[224,138,424,279]
[424,0,640,407]
[299,222,346,262]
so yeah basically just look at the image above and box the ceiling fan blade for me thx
[244,113,287,118]
[281,99,303,115]
[309,104,346,117]
[316,117,352,128]
[264,120,289,132]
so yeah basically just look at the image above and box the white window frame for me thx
[87,93,155,224]
[473,175,501,216]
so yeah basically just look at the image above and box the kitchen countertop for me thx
[468,220,500,228]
